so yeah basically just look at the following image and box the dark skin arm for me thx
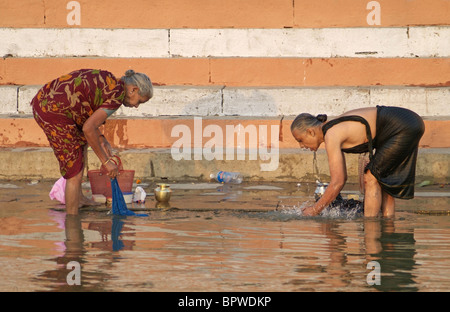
[82,109,118,178]
[97,128,113,158]
[302,133,347,216]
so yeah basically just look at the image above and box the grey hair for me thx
[121,69,153,99]
[291,113,328,133]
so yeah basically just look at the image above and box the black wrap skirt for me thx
[367,106,425,199]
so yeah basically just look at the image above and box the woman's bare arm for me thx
[82,109,118,177]
[303,131,347,216]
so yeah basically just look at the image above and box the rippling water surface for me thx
[1,181,449,292]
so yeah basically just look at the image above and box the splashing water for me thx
[277,198,364,220]
[276,201,308,217]
[320,202,364,219]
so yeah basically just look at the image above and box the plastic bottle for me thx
[210,171,243,184]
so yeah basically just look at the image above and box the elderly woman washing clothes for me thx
[31,69,153,215]
[291,106,425,218]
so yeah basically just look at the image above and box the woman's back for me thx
[324,107,377,151]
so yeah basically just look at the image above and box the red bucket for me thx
[88,155,135,198]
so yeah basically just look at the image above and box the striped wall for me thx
[0,0,449,140]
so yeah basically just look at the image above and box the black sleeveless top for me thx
[321,115,375,160]
[321,106,425,199]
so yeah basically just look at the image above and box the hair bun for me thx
[316,114,327,123]
[125,69,135,77]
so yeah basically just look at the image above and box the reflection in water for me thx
[10,209,448,292]
[239,207,419,291]
[364,219,417,292]
[33,214,86,291]
[285,221,353,290]
[34,213,124,291]
[111,216,126,252]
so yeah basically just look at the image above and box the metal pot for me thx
[154,183,172,202]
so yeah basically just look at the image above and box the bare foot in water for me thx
[79,195,102,207]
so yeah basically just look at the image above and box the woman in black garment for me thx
[290,106,425,218]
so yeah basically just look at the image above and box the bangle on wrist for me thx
[103,157,117,166]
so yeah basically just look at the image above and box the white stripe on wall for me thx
[1,27,449,58]
[5,85,449,117]
[0,28,169,58]
[170,27,450,58]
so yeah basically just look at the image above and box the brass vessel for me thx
[154,183,172,202]
[155,201,171,210]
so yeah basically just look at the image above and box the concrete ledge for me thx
[1,147,448,183]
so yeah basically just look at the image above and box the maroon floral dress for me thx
[31,69,125,179]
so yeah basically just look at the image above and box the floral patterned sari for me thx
[31,69,125,178]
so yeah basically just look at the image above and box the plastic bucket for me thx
[88,155,135,198]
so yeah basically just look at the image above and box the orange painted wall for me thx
[0,0,293,28]
[1,118,448,149]
[2,0,449,28]
[294,0,450,27]
[1,57,449,87]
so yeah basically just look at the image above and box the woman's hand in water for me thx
[302,206,320,217]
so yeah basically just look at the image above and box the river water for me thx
[0,181,449,292]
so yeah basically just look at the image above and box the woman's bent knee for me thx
[364,170,379,188]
